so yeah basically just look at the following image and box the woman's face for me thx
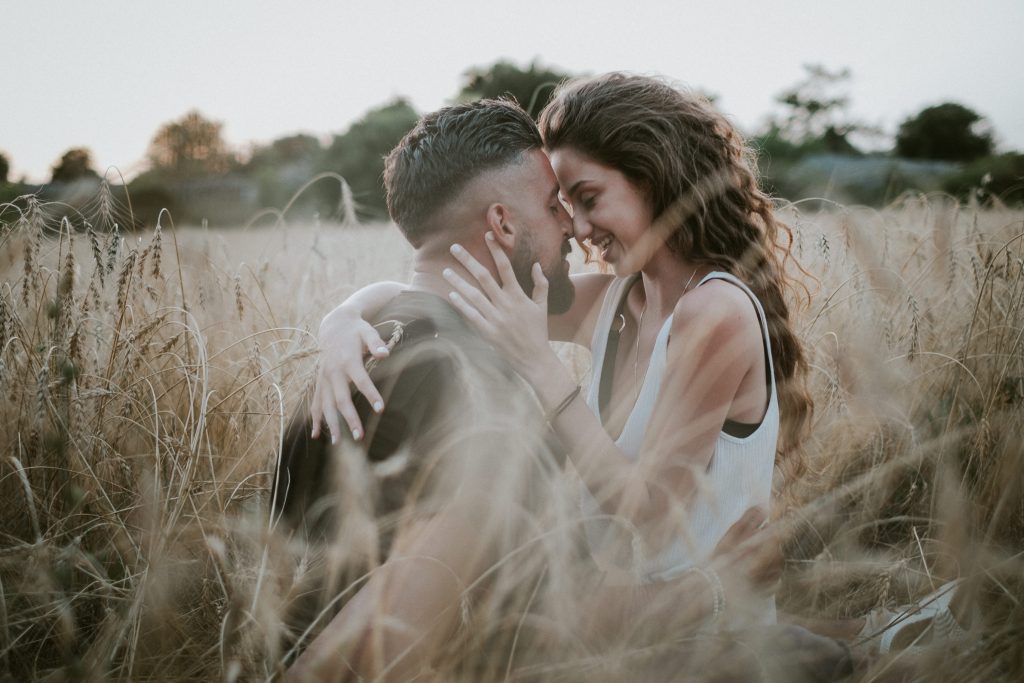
[548,147,654,275]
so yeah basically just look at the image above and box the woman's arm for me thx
[444,237,761,536]
[312,264,613,440]
[310,281,405,442]
[525,289,755,533]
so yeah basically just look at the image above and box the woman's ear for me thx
[485,203,516,249]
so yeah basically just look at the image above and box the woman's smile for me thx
[593,234,614,252]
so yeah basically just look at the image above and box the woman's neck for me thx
[636,248,707,319]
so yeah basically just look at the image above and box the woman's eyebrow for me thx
[567,179,591,196]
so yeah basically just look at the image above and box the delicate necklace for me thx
[632,268,700,397]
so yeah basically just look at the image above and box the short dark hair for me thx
[384,98,542,247]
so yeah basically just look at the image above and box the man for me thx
[279,100,797,682]
[276,98,580,680]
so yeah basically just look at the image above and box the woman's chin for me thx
[608,251,643,277]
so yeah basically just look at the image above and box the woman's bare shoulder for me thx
[669,279,761,347]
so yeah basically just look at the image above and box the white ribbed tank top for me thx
[580,271,778,624]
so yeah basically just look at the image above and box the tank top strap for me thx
[587,275,641,414]
[696,271,776,397]
[589,275,640,370]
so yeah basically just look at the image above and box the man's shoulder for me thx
[367,291,495,370]
[370,292,464,344]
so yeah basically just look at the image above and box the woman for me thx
[313,73,812,622]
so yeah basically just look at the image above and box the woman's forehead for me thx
[549,148,613,193]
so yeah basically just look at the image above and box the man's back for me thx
[273,292,560,656]
[274,291,531,542]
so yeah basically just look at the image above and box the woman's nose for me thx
[572,216,590,241]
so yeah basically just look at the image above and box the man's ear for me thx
[485,203,517,250]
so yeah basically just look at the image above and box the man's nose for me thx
[560,210,575,237]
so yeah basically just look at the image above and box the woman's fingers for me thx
[360,325,390,359]
[349,365,385,416]
[711,505,767,558]
[483,232,521,294]
[531,262,549,307]
[448,291,497,338]
[734,506,768,538]
[449,243,504,302]
[316,382,344,444]
[443,268,497,317]
[309,382,325,439]
[332,362,375,439]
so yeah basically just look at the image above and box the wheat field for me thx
[1,185,1022,681]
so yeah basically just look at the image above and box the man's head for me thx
[384,99,574,313]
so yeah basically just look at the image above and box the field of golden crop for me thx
[1,185,1022,681]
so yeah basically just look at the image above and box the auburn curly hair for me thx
[539,73,814,471]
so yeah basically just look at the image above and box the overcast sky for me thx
[4,0,1022,182]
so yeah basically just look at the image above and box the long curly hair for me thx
[538,72,814,471]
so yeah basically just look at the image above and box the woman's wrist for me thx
[523,350,578,411]
[318,305,360,343]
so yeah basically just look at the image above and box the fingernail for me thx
[352,429,362,441]
[442,267,454,278]
[448,291,459,301]
[311,430,317,438]
[450,244,462,254]
[331,435,338,445]
[375,346,389,355]
[373,400,384,412]
[485,231,494,241]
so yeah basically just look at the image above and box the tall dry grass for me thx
[0,185,1022,681]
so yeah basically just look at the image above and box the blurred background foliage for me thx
[1,59,1021,228]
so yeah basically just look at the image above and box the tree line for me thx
[1,60,1020,228]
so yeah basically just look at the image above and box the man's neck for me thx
[409,237,492,299]
[408,249,458,299]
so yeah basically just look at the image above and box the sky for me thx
[4,0,1022,182]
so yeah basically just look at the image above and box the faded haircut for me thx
[383,98,542,247]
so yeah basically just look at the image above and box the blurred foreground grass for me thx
[1,187,1022,681]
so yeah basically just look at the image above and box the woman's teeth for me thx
[594,236,613,251]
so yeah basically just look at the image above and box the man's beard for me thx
[511,233,575,315]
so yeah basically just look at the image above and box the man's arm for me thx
[286,501,496,683]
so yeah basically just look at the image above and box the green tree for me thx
[0,151,9,184]
[243,133,324,212]
[458,59,573,117]
[248,133,322,168]
[321,99,419,218]
[895,102,994,162]
[147,110,233,177]
[51,147,100,183]
[767,64,863,154]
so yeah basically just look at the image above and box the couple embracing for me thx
[277,73,854,682]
